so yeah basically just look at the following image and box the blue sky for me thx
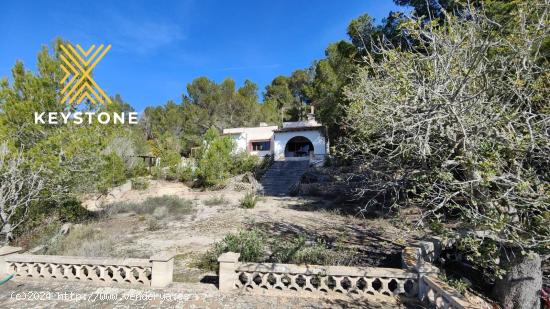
[0,0,403,111]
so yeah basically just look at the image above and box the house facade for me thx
[222,111,328,161]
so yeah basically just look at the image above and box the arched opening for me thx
[285,136,314,158]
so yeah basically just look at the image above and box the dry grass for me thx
[47,224,116,257]
[105,195,195,220]
[203,195,228,206]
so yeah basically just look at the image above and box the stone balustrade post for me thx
[0,246,22,274]
[218,252,240,292]
[402,245,440,301]
[415,263,440,300]
[150,250,175,288]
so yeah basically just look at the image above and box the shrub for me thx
[147,218,161,231]
[203,195,227,206]
[47,224,115,257]
[97,153,126,194]
[128,159,148,178]
[56,199,94,223]
[342,5,549,275]
[240,192,258,209]
[160,150,181,168]
[231,152,258,175]
[177,165,195,182]
[271,236,341,265]
[196,229,265,271]
[254,154,274,178]
[17,221,61,251]
[151,166,162,179]
[439,274,471,295]
[196,130,234,187]
[131,178,149,190]
[105,195,194,219]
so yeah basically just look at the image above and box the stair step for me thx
[259,161,309,196]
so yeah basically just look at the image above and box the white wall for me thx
[228,133,248,153]
[273,130,327,160]
[224,126,278,156]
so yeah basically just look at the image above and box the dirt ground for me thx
[79,180,422,284]
[0,277,410,309]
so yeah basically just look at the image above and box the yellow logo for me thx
[59,44,112,106]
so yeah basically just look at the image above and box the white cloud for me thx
[108,15,185,54]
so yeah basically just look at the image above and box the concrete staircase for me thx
[260,160,309,196]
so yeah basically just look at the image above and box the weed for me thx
[131,178,150,190]
[240,192,258,209]
[440,274,471,295]
[203,195,227,206]
[147,218,162,231]
[105,195,195,219]
[47,224,115,257]
[195,229,265,271]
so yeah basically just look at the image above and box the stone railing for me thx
[421,276,478,309]
[218,252,418,298]
[401,243,483,309]
[217,244,485,307]
[0,247,174,287]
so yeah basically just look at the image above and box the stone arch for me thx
[284,136,314,158]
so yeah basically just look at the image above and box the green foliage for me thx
[231,152,258,175]
[141,77,276,156]
[240,192,258,209]
[272,236,336,265]
[439,273,471,295]
[176,164,195,182]
[97,153,126,194]
[56,199,93,223]
[160,149,181,167]
[197,231,358,271]
[264,71,311,122]
[195,128,234,186]
[131,178,149,190]
[343,3,549,276]
[196,229,265,271]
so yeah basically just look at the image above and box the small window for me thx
[251,141,270,151]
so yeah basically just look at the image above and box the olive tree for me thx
[0,142,44,244]
[343,2,548,306]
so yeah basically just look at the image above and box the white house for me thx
[222,109,329,161]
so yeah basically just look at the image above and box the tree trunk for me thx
[494,250,542,309]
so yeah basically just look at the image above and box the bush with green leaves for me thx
[270,236,357,266]
[197,230,358,271]
[343,4,549,277]
[131,178,149,190]
[194,128,234,186]
[231,152,258,175]
[97,153,127,194]
[240,192,258,209]
[176,164,195,182]
[196,229,265,271]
